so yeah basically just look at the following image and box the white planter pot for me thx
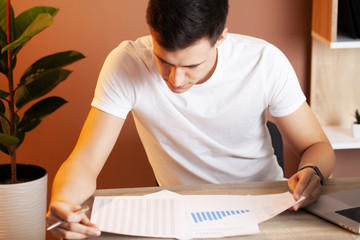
[0,164,47,240]
[353,123,360,139]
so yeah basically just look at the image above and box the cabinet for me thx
[311,0,360,149]
[312,0,360,48]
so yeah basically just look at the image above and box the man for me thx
[46,0,335,239]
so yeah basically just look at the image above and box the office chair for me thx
[266,121,284,172]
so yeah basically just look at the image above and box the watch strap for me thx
[298,165,324,185]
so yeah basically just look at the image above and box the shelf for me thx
[333,32,360,48]
[312,31,360,49]
[322,126,360,150]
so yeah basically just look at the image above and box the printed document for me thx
[90,190,304,239]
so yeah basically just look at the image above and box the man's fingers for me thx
[299,177,322,206]
[293,168,314,200]
[290,168,323,211]
[288,174,299,194]
[50,221,101,239]
[49,202,82,223]
[80,215,99,228]
[65,222,101,237]
[46,202,101,239]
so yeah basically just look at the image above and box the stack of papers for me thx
[90,190,304,239]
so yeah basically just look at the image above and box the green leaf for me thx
[15,69,71,109]
[0,48,17,76]
[0,133,20,146]
[0,89,9,98]
[0,99,5,114]
[0,108,22,151]
[0,144,9,155]
[355,109,360,124]
[0,0,15,74]
[15,6,58,39]
[0,112,11,153]
[0,0,15,42]
[0,55,7,75]
[0,25,7,49]
[0,0,8,34]
[1,13,53,54]
[17,118,41,134]
[17,96,67,132]
[0,27,7,74]
[20,51,85,84]
[0,108,10,135]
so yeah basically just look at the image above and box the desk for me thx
[85,178,360,239]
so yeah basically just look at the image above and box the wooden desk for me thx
[85,178,360,239]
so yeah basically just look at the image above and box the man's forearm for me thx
[51,159,98,205]
[298,141,336,181]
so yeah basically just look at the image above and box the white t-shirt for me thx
[91,33,306,186]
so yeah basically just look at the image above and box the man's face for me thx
[152,36,218,94]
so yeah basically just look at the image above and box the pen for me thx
[47,206,90,231]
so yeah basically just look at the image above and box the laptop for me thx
[305,188,360,234]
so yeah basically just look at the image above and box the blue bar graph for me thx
[211,211,217,220]
[206,212,213,220]
[191,213,198,223]
[196,212,203,222]
[190,209,251,224]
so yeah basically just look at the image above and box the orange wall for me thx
[1,1,317,238]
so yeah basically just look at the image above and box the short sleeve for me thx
[91,42,141,119]
[266,45,306,117]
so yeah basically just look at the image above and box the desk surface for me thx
[85,177,360,240]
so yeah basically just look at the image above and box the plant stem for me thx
[7,0,17,183]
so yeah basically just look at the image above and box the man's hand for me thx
[46,202,101,239]
[288,167,322,211]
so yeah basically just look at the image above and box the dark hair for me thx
[146,0,229,51]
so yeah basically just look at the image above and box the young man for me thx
[46,0,335,238]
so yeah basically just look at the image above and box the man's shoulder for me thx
[131,35,153,50]
[107,35,154,68]
[224,33,280,51]
[114,35,153,55]
[223,33,285,59]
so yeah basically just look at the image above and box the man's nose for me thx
[169,66,185,87]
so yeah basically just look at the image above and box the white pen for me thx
[47,206,90,231]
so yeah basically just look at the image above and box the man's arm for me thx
[273,102,336,210]
[46,107,125,239]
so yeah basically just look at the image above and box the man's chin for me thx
[166,83,190,94]
[170,88,188,94]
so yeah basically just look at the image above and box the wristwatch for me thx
[298,165,325,185]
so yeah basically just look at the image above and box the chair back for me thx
[266,121,284,172]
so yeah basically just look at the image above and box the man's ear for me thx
[215,27,228,48]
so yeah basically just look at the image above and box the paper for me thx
[182,194,259,239]
[90,190,304,239]
[91,194,185,238]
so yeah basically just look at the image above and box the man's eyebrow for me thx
[154,53,171,65]
[154,52,204,68]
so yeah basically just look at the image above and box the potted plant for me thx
[353,109,360,139]
[0,0,84,239]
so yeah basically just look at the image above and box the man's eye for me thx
[188,65,198,69]
[159,59,170,65]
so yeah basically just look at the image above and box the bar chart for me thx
[190,209,250,223]
[91,190,300,238]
